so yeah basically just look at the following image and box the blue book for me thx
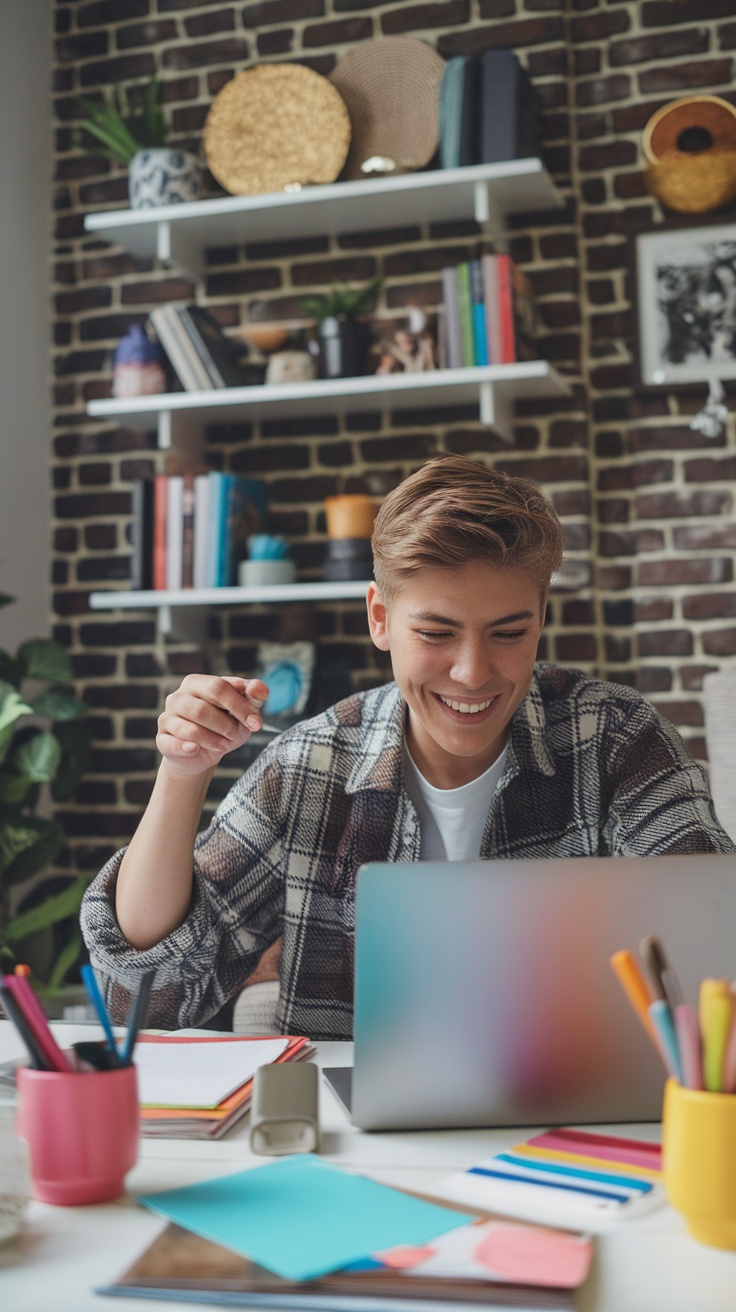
[206,471,227,588]
[469,259,489,366]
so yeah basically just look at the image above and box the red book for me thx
[496,253,516,364]
[153,473,168,591]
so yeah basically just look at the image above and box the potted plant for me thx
[0,599,92,994]
[301,274,383,379]
[77,76,200,209]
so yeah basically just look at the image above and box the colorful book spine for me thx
[130,477,154,591]
[481,253,501,366]
[441,265,463,370]
[455,262,474,368]
[181,472,195,590]
[152,473,168,591]
[206,471,226,588]
[469,259,489,366]
[496,253,516,364]
[165,474,184,592]
[193,472,210,590]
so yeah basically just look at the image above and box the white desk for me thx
[1,1022,736,1312]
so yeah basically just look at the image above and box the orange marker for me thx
[14,963,32,978]
[610,949,657,1043]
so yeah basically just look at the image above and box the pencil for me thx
[610,949,658,1044]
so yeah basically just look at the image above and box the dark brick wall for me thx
[49,0,736,874]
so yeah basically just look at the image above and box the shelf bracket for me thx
[479,382,513,443]
[155,220,202,280]
[473,182,508,252]
[157,409,202,463]
[156,604,208,644]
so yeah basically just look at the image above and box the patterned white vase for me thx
[128,148,200,209]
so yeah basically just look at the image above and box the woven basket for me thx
[642,95,736,164]
[328,37,445,181]
[204,64,351,196]
[646,151,736,213]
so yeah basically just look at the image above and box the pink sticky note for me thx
[374,1244,437,1269]
[473,1225,592,1288]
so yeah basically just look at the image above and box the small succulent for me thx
[76,76,166,166]
[301,274,383,323]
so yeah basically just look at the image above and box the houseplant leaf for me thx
[0,769,34,807]
[0,815,63,884]
[46,927,84,991]
[12,730,62,783]
[30,688,87,721]
[4,876,87,943]
[17,639,72,683]
[0,682,34,763]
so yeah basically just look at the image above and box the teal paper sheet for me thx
[137,1154,470,1283]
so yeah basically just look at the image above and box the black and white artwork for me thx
[636,223,736,386]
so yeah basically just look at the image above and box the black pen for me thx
[0,982,49,1070]
[121,969,156,1065]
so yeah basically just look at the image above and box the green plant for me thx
[301,273,383,323]
[0,600,91,990]
[76,76,166,166]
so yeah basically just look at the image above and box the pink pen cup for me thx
[16,1062,139,1206]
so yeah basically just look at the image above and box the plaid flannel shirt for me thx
[80,665,734,1040]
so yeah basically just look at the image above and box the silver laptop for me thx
[344,854,736,1130]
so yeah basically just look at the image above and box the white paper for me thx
[134,1037,289,1108]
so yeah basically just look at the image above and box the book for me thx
[206,470,228,587]
[165,473,184,591]
[152,472,168,591]
[479,50,541,166]
[456,262,474,368]
[469,259,489,366]
[192,472,210,590]
[427,1127,664,1233]
[181,471,195,589]
[179,304,266,390]
[149,305,210,391]
[98,1217,587,1309]
[441,266,463,369]
[459,55,482,168]
[496,254,516,365]
[481,253,502,366]
[130,477,154,591]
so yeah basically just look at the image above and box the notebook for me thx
[350,853,736,1129]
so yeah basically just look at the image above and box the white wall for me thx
[0,3,53,652]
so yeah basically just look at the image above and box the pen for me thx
[648,999,683,1083]
[3,975,72,1074]
[610,949,658,1044]
[702,990,732,1093]
[674,1002,704,1090]
[0,981,49,1070]
[698,977,729,1036]
[81,963,121,1065]
[121,969,156,1066]
[720,1009,736,1094]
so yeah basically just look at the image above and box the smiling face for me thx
[366,560,545,789]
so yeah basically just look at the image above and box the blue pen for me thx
[648,998,683,1083]
[81,964,121,1065]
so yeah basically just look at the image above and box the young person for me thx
[80,455,734,1039]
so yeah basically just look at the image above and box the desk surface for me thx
[1,1022,735,1312]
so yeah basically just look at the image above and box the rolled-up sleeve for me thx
[80,746,287,1029]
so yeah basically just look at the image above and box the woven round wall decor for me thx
[203,64,351,196]
[328,38,446,181]
[642,95,736,213]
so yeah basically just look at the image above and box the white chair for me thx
[702,668,736,843]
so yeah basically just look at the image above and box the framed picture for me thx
[634,222,736,387]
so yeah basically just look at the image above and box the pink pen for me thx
[674,1002,703,1091]
[3,975,72,1073]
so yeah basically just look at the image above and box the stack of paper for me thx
[428,1127,664,1231]
[100,1156,593,1309]
[135,1032,312,1139]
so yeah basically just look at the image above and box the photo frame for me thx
[634,222,736,388]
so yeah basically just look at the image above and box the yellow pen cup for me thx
[663,1078,736,1249]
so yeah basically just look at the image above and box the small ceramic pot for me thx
[324,494,379,540]
[315,316,370,379]
[128,148,201,209]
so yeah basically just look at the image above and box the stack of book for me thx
[441,255,538,370]
[149,303,266,391]
[130,472,268,592]
[438,49,541,170]
[135,1032,313,1140]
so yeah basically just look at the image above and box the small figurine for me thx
[112,324,167,397]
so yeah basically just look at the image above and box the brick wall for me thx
[49,0,736,875]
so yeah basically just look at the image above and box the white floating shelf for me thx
[88,580,371,611]
[87,361,570,443]
[83,160,564,275]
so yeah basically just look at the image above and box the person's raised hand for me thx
[156,674,270,777]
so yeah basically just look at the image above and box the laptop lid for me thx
[351,854,736,1131]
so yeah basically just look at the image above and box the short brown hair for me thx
[371,455,564,604]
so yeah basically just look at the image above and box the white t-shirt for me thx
[403,741,509,861]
